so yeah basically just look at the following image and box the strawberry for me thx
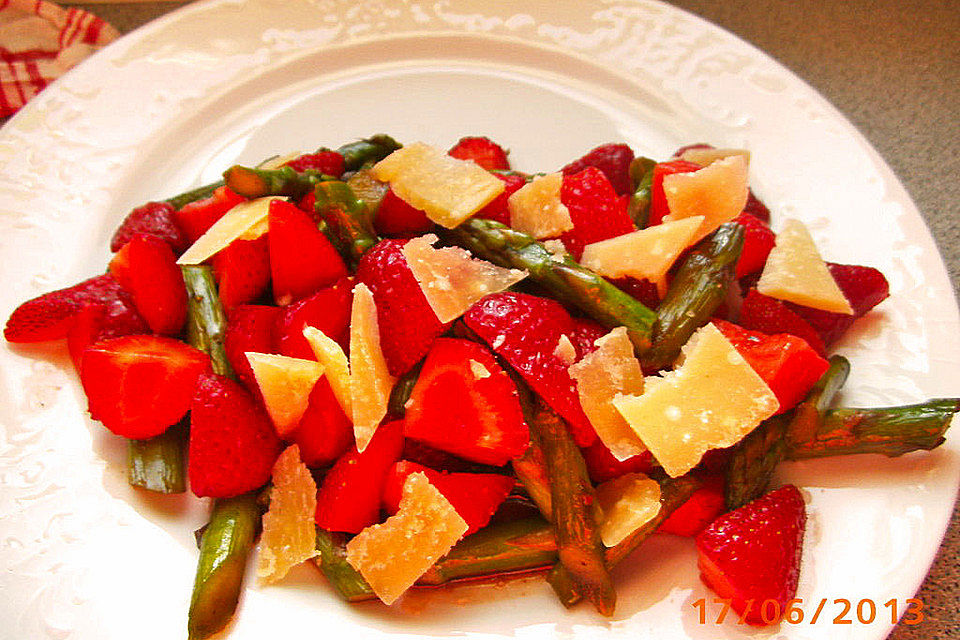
[474,172,526,225]
[173,186,246,243]
[356,239,450,376]
[110,201,188,254]
[561,143,635,196]
[464,292,597,446]
[733,213,776,279]
[743,189,771,224]
[401,439,497,474]
[314,419,405,533]
[382,461,514,535]
[403,338,529,466]
[188,373,282,498]
[581,439,654,484]
[559,167,635,259]
[609,277,661,310]
[283,150,345,178]
[109,234,188,336]
[567,316,607,359]
[447,136,510,171]
[210,233,271,313]
[738,289,827,356]
[288,377,354,467]
[224,304,280,399]
[672,142,712,157]
[80,335,211,439]
[696,485,806,625]
[5,273,143,343]
[648,159,701,227]
[268,199,347,305]
[658,475,726,537]
[274,278,353,359]
[374,187,434,237]
[66,304,149,374]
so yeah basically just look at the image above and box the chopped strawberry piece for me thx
[739,289,827,356]
[188,373,282,498]
[283,150,345,178]
[315,420,405,533]
[743,189,771,224]
[561,143,635,196]
[559,167,635,259]
[275,278,353,359]
[289,377,353,467]
[211,233,271,312]
[672,142,712,157]
[110,201,188,254]
[66,304,149,374]
[356,239,450,376]
[109,234,188,336]
[447,136,510,171]
[224,304,281,399]
[173,186,246,243]
[581,439,654,484]
[648,159,701,227]
[464,292,597,446]
[5,273,143,343]
[658,475,726,537]
[609,277,661,310]
[382,460,514,535]
[374,187,434,237]
[268,199,348,305]
[474,172,526,225]
[403,338,529,466]
[696,485,806,625]
[733,213,776,279]
[714,319,829,413]
[80,335,211,439]
[567,317,607,359]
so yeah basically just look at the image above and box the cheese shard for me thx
[613,323,778,477]
[568,327,647,460]
[246,352,324,438]
[507,172,573,239]
[662,155,748,243]
[401,234,527,323]
[371,142,504,228]
[257,444,318,584]
[177,196,282,265]
[349,283,395,452]
[580,216,704,282]
[553,334,577,366]
[756,218,854,314]
[595,472,661,547]
[302,325,352,416]
[346,472,468,605]
[679,147,750,168]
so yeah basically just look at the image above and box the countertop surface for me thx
[41,1,960,638]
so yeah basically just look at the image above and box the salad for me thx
[4,134,956,639]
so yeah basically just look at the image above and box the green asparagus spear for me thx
[346,168,390,213]
[182,265,234,378]
[387,361,422,417]
[222,165,331,199]
[337,134,402,171]
[314,529,376,602]
[640,222,744,370]
[447,218,657,351]
[314,181,379,266]
[126,418,188,493]
[188,494,260,640]
[627,156,656,228]
[511,429,553,520]
[165,181,224,211]
[787,355,851,446]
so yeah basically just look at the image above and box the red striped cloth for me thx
[0,0,118,117]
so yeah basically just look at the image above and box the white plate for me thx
[0,1,957,639]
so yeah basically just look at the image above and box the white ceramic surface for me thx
[0,1,957,639]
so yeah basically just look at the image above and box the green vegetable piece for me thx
[126,419,188,493]
[182,265,234,378]
[337,134,402,171]
[627,156,656,228]
[387,361,422,417]
[222,165,330,199]
[314,180,379,266]
[313,528,376,602]
[165,181,224,211]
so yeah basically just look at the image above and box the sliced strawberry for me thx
[559,167,635,259]
[110,201,188,254]
[464,292,597,446]
[188,373,282,498]
[733,213,776,279]
[649,159,701,227]
[211,233,271,312]
[567,317,607,359]
[658,475,726,537]
[447,136,510,171]
[738,289,827,356]
[283,150,345,178]
[609,277,661,310]
[382,460,514,535]
[696,485,806,625]
[5,273,143,344]
[374,187,434,237]
[275,278,353,359]
[109,234,188,336]
[561,143,635,196]
[356,239,450,376]
[224,304,281,399]
[288,377,354,467]
[403,338,529,466]
[268,199,347,305]
[743,189,771,224]
[66,304,150,374]
[474,172,526,225]
[173,186,246,243]
[314,419,405,533]
[581,439,654,484]
[80,335,211,439]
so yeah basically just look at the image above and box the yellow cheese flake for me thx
[580,216,704,282]
[401,234,527,323]
[595,472,662,547]
[662,155,748,243]
[257,445,318,584]
[371,142,504,228]
[568,327,647,460]
[176,196,283,265]
[678,147,751,168]
[553,334,577,366]
[349,283,395,452]
[613,323,778,477]
[469,359,491,380]
[756,218,854,314]
[245,352,324,438]
[507,172,573,239]
[346,472,468,605]
[302,325,352,417]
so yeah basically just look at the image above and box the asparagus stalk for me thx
[787,355,851,447]
[627,156,656,228]
[447,218,657,351]
[337,134,402,171]
[314,529,375,602]
[222,165,330,199]
[511,431,553,521]
[346,168,390,213]
[165,180,224,211]
[182,265,234,378]
[126,418,188,493]
[387,361,422,417]
[314,181,379,266]
[640,222,744,370]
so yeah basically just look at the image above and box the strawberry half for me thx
[559,167,635,259]
[173,186,246,243]
[447,136,510,171]
[374,187,434,237]
[743,189,771,224]
[609,277,661,310]
[80,335,211,439]
[188,373,282,498]
[561,143,635,196]
[648,159,701,227]
[474,172,526,225]
[658,475,726,537]
[567,316,607,359]
[581,439,654,485]
[283,150,345,177]
[269,199,347,305]
[109,234,188,336]
[738,289,827,356]
[403,338,530,466]
[733,213,776,279]
[224,304,280,399]
[110,201,188,254]
[289,377,354,467]
[274,278,353,359]
[696,485,806,625]
[211,233,271,312]
[66,304,149,374]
